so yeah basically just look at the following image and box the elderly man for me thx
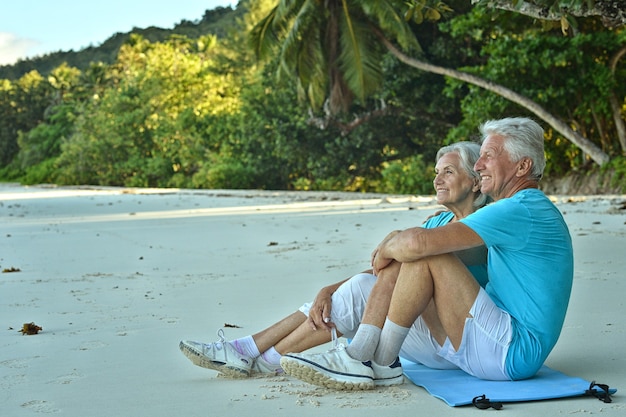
[280,117,574,390]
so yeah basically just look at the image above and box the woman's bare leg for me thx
[251,311,338,355]
[251,311,308,353]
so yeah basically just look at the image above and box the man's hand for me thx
[371,230,401,275]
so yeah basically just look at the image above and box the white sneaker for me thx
[371,357,404,387]
[251,355,283,376]
[179,329,252,378]
[280,344,375,390]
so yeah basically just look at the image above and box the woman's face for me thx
[433,152,477,206]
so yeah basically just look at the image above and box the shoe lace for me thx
[329,327,344,351]
[216,328,226,343]
[202,328,227,355]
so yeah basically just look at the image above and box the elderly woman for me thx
[180,141,489,384]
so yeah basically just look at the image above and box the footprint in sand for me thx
[0,357,39,369]
[1,373,27,389]
[75,340,108,351]
[47,371,83,385]
[21,399,60,413]
[159,316,179,324]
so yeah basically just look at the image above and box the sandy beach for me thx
[1,183,625,416]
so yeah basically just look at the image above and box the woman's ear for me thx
[472,177,481,192]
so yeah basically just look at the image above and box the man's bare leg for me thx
[360,261,401,328]
[346,261,400,360]
[389,253,478,348]
[373,253,479,365]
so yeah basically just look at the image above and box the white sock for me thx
[374,318,410,366]
[231,335,261,358]
[260,347,282,365]
[346,324,381,361]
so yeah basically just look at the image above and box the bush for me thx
[20,158,59,185]
[602,156,626,193]
[192,157,258,189]
[378,155,434,195]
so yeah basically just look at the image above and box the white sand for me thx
[1,183,625,416]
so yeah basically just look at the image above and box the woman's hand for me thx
[306,285,335,331]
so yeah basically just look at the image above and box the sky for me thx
[0,0,236,65]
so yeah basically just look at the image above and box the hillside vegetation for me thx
[1,0,624,193]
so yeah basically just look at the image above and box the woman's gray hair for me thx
[436,141,489,208]
[479,117,546,181]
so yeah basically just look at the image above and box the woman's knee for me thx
[337,272,376,297]
[331,273,376,335]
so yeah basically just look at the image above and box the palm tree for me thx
[251,0,422,114]
[250,0,610,165]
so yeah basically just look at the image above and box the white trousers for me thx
[299,272,512,380]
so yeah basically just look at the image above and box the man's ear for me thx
[516,157,533,177]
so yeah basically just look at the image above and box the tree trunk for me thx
[472,0,626,28]
[610,46,626,154]
[609,95,626,154]
[378,36,610,166]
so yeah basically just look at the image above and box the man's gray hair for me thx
[436,141,489,208]
[479,117,546,180]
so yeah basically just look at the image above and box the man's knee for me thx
[378,261,402,284]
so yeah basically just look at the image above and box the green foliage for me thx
[379,154,434,195]
[250,0,422,114]
[0,6,240,81]
[17,105,75,168]
[55,35,241,187]
[0,71,52,166]
[20,158,58,185]
[192,154,258,189]
[441,6,625,174]
[0,1,624,195]
[602,156,626,192]
[403,0,455,25]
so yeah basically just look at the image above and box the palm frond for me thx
[253,0,411,113]
[279,1,318,73]
[278,1,325,94]
[249,6,280,60]
[298,33,328,111]
[275,0,305,22]
[361,0,421,51]
[250,0,308,61]
[337,2,383,103]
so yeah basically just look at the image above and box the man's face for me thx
[474,135,520,201]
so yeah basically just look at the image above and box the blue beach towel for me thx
[401,359,615,407]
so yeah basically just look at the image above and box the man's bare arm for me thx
[454,245,488,266]
[373,222,484,270]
